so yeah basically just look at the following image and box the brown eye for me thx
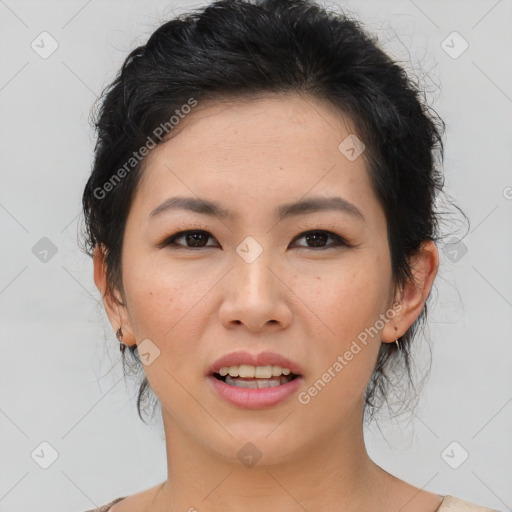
[291,230,348,250]
[185,232,210,247]
[162,230,217,248]
[305,231,329,247]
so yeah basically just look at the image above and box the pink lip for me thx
[207,350,304,376]
[207,374,304,409]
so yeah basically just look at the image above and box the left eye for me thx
[160,230,348,250]
[291,230,348,249]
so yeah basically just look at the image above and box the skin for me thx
[94,93,441,512]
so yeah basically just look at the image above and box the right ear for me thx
[93,245,130,340]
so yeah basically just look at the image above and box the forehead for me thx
[131,94,382,226]
[149,94,360,169]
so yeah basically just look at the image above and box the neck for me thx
[153,403,388,512]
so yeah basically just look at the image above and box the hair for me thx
[81,0,455,424]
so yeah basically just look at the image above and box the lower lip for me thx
[207,375,303,409]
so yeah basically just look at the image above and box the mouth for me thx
[212,365,301,389]
[207,353,304,408]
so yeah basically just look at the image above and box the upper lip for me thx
[208,351,304,376]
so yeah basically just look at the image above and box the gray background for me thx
[0,1,511,511]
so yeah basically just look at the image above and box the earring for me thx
[116,327,126,355]
[394,326,401,350]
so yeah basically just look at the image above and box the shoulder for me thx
[81,497,127,512]
[438,495,501,512]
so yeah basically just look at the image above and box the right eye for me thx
[160,230,219,249]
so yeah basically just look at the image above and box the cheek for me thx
[293,255,390,338]
[122,254,218,351]
[288,250,391,399]
[293,267,386,421]
[121,264,213,398]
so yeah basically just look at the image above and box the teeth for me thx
[224,375,292,388]
[218,364,294,378]
[239,364,255,378]
[255,365,272,378]
[272,365,283,376]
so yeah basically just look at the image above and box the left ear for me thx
[382,240,439,343]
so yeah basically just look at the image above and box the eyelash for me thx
[158,227,352,251]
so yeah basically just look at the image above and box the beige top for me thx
[83,495,501,512]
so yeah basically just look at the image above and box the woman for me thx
[80,0,499,510]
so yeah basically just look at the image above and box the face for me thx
[100,94,411,463]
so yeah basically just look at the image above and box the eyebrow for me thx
[148,195,366,223]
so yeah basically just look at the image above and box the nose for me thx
[218,247,293,332]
